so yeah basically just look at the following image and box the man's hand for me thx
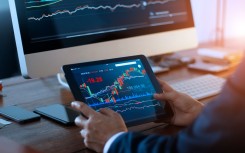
[71,102,127,153]
[154,79,204,126]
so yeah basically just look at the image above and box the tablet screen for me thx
[64,55,173,126]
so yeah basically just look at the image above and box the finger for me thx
[154,93,176,114]
[80,129,87,138]
[99,108,115,116]
[71,101,96,118]
[157,78,174,92]
[154,92,176,101]
[75,115,87,128]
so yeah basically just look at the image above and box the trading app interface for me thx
[71,59,165,123]
[24,0,189,42]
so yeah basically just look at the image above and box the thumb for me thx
[157,78,174,92]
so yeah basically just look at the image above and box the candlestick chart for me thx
[73,62,163,121]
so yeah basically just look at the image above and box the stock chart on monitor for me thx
[24,0,188,42]
[70,59,164,122]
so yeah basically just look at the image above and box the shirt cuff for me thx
[103,132,126,153]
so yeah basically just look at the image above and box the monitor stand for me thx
[57,73,69,88]
[147,57,169,74]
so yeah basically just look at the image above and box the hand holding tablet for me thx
[63,55,173,126]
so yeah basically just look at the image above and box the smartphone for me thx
[34,104,80,125]
[0,106,40,123]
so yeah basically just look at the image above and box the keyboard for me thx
[169,74,226,100]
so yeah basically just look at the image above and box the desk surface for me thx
[0,50,236,153]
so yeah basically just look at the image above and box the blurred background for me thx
[1,0,245,79]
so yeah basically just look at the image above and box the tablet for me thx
[63,55,173,126]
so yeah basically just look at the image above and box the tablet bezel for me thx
[63,55,173,126]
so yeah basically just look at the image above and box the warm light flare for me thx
[227,20,245,38]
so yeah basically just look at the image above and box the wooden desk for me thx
[0,136,42,153]
[0,50,236,153]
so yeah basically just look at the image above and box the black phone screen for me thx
[0,106,40,123]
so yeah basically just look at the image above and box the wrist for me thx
[191,101,204,121]
[195,101,204,114]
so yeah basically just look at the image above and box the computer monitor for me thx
[9,0,197,78]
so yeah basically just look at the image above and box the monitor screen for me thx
[9,0,197,78]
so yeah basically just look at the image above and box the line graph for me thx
[27,0,176,21]
[88,92,154,106]
[107,99,161,113]
[25,0,63,9]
